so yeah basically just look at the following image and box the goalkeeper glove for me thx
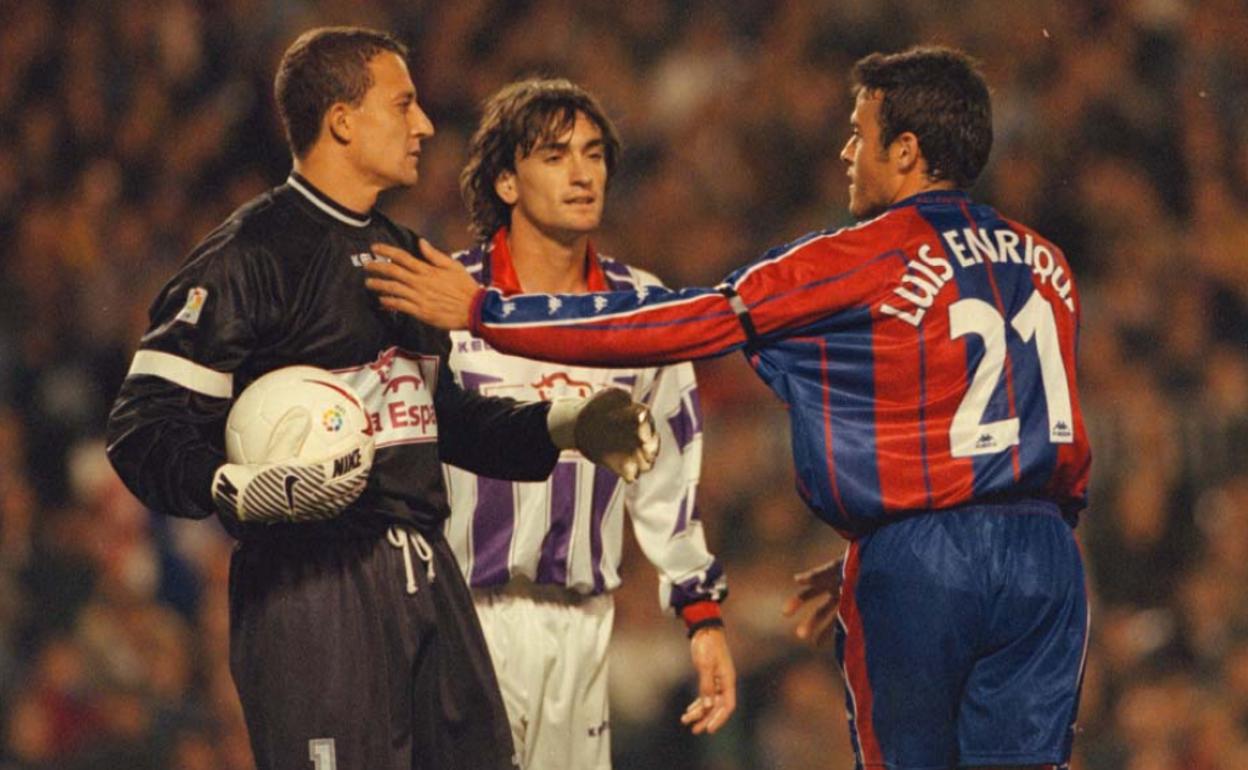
[547,388,660,482]
[212,407,374,524]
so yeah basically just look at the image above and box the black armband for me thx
[718,285,760,348]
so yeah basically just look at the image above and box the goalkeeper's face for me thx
[496,112,608,243]
[349,52,435,190]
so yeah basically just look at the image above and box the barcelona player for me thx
[366,46,1091,770]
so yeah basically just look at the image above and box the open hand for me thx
[780,556,846,648]
[364,240,479,330]
[679,626,736,735]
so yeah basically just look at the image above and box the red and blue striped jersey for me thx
[468,191,1092,537]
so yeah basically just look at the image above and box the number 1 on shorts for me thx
[309,738,337,770]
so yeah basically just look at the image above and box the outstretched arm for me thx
[365,239,746,367]
[365,225,890,368]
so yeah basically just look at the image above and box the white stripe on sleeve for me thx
[127,350,233,398]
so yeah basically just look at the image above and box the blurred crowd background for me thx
[1,0,1246,768]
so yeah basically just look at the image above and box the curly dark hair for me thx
[851,46,993,189]
[461,78,621,242]
[275,27,408,158]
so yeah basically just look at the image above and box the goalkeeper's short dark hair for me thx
[461,78,621,242]
[275,26,408,158]
[851,46,993,189]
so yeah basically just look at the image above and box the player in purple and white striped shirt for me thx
[440,79,735,770]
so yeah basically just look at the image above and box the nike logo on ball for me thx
[284,474,299,512]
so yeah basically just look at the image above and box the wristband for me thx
[681,600,723,637]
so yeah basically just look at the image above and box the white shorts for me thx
[473,580,615,770]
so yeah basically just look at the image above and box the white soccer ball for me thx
[224,365,374,466]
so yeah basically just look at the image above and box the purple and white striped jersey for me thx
[443,231,726,613]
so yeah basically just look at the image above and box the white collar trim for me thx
[288,175,372,227]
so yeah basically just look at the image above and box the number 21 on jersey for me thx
[948,291,1073,458]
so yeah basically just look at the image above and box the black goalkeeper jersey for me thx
[106,173,559,539]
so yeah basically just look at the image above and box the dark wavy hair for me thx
[461,78,621,242]
[851,46,993,189]
[274,27,408,158]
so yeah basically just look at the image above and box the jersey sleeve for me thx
[624,362,727,614]
[470,223,893,367]
[105,231,277,519]
[470,283,743,367]
[433,361,561,481]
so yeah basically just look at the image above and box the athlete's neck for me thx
[889,175,957,207]
[507,216,592,294]
[292,153,381,215]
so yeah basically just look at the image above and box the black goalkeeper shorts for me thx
[228,525,518,770]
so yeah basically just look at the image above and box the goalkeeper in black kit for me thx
[105,27,657,770]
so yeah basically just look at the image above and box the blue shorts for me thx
[834,501,1087,770]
